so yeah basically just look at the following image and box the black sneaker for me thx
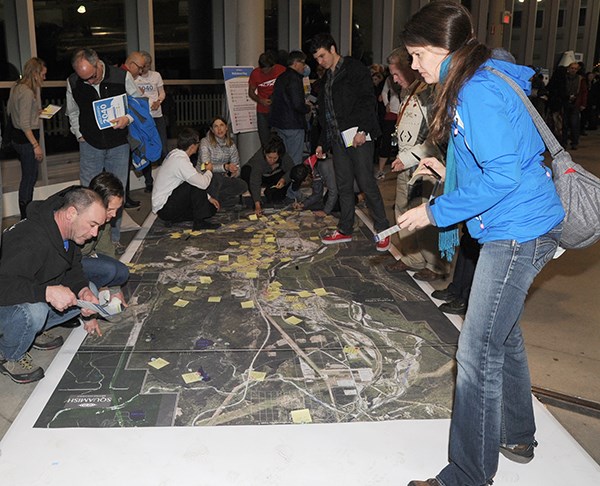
[439,298,467,315]
[125,197,141,209]
[431,287,456,301]
[32,331,64,350]
[500,440,538,464]
[0,353,45,384]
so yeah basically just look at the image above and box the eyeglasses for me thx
[80,65,98,82]
[131,60,145,71]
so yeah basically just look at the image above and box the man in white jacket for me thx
[152,128,220,230]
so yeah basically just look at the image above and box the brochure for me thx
[39,104,62,119]
[341,126,372,148]
[77,290,123,319]
[92,94,127,130]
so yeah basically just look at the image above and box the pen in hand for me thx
[411,152,442,180]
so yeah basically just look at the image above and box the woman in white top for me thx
[199,116,248,210]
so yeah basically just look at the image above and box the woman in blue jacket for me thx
[397,3,564,486]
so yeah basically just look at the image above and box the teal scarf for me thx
[437,56,459,262]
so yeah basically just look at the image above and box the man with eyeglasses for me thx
[66,48,143,256]
[269,50,312,166]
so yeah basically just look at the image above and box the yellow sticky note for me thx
[199,276,213,284]
[284,316,303,325]
[265,237,276,243]
[189,230,202,236]
[280,257,292,262]
[292,303,305,310]
[241,300,255,309]
[208,296,221,303]
[182,372,202,384]
[249,370,267,381]
[248,214,258,221]
[245,272,258,279]
[173,299,189,307]
[184,285,198,292]
[219,255,230,262]
[285,295,298,302]
[309,236,320,241]
[343,345,360,355]
[298,291,312,298]
[170,232,183,239]
[168,286,183,294]
[313,288,327,296]
[148,358,169,369]
[291,408,312,424]
[228,241,240,246]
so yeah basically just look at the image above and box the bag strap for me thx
[483,66,564,158]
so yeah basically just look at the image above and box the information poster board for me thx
[223,66,256,134]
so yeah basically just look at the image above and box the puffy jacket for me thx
[430,58,564,243]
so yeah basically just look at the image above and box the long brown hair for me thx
[401,1,491,143]
[17,57,46,92]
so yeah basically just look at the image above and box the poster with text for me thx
[223,66,256,134]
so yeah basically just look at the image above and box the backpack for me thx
[485,67,600,250]
[126,95,162,170]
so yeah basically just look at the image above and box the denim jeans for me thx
[0,302,80,361]
[331,140,389,234]
[275,128,305,166]
[82,253,130,288]
[79,141,130,242]
[12,141,39,216]
[437,224,561,486]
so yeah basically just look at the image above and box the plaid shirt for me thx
[323,56,344,148]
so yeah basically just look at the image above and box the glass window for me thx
[302,0,331,76]
[153,0,216,79]
[265,0,278,53]
[352,1,372,64]
[1,0,20,82]
[33,0,127,81]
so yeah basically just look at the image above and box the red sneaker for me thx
[321,230,352,245]
[376,236,391,252]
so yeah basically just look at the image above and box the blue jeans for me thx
[12,141,39,216]
[82,253,130,288]
[437,224,561,486]
[275,128,305,166]
[79,141,130,242]
[0,303,80,361]
[331,140,389,234]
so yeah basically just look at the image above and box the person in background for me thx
[82,172,129,298]
[66,48,142,255]
[152,128,220,230]
[291,154,338,218]
[376,73,400,180]
[135,51,168,193]
[563,61,587,150]
[397,3,564,485]
[270,50,312,166]
[199,116,248,210]
[384,46,448,282]
[248,52,286,146]
[7,57,47,219]
[240,134,294,217]
[311,33,391,252]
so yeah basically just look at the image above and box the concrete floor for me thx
[1,132,599,468]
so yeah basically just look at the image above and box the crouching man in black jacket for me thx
[0,187,106,384]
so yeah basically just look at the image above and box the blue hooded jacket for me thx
[429,58,564,243]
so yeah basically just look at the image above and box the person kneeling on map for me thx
[0,188,106,384]
[152,128,221,230]
[240,134,295,217]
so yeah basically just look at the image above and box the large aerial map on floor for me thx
[35,210,458,428]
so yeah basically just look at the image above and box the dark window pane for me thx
[513,11,522,29]
[536,10,544,29]
[558,9,565,28]
[153,0,215,79]
[579,7,587,27]
[265,0,278,53]
[302,0,331,76]
[33,0,127,81]
[352,1,372,64]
